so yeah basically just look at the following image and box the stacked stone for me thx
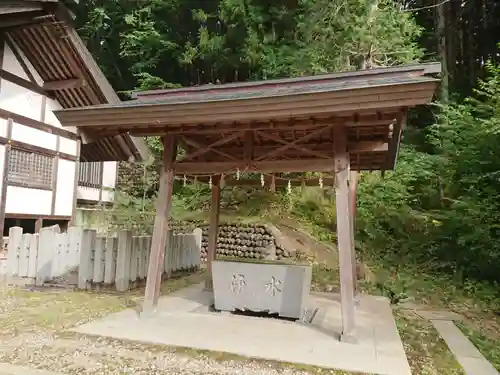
[199,223,293,262]
[170,220,204,234]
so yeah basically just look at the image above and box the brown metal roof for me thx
[0,1,149,162]
[132,62,440,100]
[53,63,440,174]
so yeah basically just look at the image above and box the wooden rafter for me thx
[5,34,37,84]
[43,77,86,91]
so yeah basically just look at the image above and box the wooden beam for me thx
[0,68,47,96]
[50,136,60,215]
[142,135,177,315]
[173,141,387,174]
[334,125,356,343]
[0,11,46,29]
[0,136,77,162]
[177,175,336,188]
[0,108,80,141]
[69,139,81,226]
[128,116,398,136]
[388,110,407,169]
[205,175,221,291]
[5,213,71,221]
[43,77,85,91]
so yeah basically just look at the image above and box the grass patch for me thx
[0,271,205,335]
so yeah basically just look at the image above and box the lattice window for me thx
[78,162,103,188]
[7,148,54,189]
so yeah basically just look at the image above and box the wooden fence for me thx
[0,226,202,291]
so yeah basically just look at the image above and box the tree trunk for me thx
[435,0,449,103]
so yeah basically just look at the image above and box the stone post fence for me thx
[0,226,202,291]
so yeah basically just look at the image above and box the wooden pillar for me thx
[349,170,359,302]
[205,174,221,291]
[34,218,43,233]
[0,118,13,247]
[334,125,356,343]
[69,140,81,227]
[142,135,177,315]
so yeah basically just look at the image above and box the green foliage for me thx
[291,0,424,73]
[354,62,500,284]
[76,0,500,290]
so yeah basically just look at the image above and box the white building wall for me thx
[102,161,117,202]
[54,159,76,216]
[5,186,52,215]
[77,187,100,202]
[11,122,58,150]
[0,79,44,122]
[0,118,8,138]
[0,40,119,220]
[0,40,80,219]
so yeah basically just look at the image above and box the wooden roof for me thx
[54,63,440,174]
[0,1,149,162]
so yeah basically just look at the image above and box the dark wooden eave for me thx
[0,1,149,162]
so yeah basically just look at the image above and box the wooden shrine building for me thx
[54,62,441,341]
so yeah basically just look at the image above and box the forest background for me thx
[71,0,500,288]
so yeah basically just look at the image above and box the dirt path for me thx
[272,218,338,267]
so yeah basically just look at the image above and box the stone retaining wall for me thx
[171,222,295,262]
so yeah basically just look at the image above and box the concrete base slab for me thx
[70,283,411,375]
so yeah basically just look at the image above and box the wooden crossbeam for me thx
[178,132,243,162]
[181,136,237,161]
[43,77,85,91]
[173,140,387,174]
[176,175,336,187]
[257,131,331,160]
[255,125,333,161]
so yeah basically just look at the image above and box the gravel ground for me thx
[0,273,349,375]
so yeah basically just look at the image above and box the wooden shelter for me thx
[54,62,440,341]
